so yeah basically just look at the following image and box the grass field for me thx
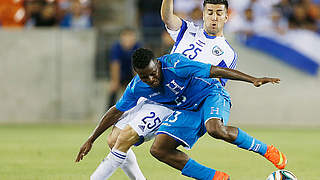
[0,124,319,180]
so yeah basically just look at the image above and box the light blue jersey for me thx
[116,53,230,112]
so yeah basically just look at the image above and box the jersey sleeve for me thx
[222,42,237,70]
[115,80,139,111]
[167,53,211,78]
[165,19,197,42]
[110,42,120,62]
[218,41,238,86]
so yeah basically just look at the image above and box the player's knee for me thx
[117,126,139,144]
[206,119,228,140]
[150,144,166,160]
[107,133,116,149]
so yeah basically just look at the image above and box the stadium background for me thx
[0,0,319,179]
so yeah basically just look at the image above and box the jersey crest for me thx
[212,45,224,56]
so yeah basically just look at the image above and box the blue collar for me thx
[203,30,217,39]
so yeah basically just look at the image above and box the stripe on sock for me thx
[111,151,126,160]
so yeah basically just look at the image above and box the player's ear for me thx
[224,10,229,23]
[202,7,206,21]
[155,59,161,68]
[155,59,160,65]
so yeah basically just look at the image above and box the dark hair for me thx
[203,0,228,10]
[132,48,155,69]
[120,26,136,34]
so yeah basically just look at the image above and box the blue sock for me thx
[233,128,268,156]
[181,158,216,180]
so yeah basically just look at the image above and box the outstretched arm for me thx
[75,106,124,162]
[210,66,280,87]
[161,0,182,31]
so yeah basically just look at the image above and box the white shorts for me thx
[115,98,173,146]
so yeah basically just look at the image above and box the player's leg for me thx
[91,101,173,180]
[152,110,230,180]
[91,125,143,180]
[114,125,145,180]
[107,126,121,149]
[203,95,287,169]
[91,101,145,180]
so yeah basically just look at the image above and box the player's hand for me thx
[253,77,280,87]
[75,139,93,163]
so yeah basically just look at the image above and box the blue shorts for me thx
[156,94,231,149]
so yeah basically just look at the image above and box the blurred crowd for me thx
[226,0,320,35]
[1,0,319,34]
[0,0,92,29]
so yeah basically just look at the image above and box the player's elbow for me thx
[160,13,169,25]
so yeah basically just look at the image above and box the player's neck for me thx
[204,30,223,37]
[204,30,224,37]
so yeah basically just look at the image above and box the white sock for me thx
[90,148,126,180]
[120,148,146,180]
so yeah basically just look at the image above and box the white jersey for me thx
[166,19,237,86]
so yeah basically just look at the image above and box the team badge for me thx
[212,45,224,56]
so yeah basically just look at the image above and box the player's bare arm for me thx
[161,0,182,31]
[210,66,280,87]
[75,106,124,162]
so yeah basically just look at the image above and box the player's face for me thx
[203,4,228,36]
[135,60,162,88]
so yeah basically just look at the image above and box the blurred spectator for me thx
[136,0,163,49]
[34,2,57,27]
[157,30,175,56]
[24,0,42,27]
[288,3,317,31]
[226,7,256,36]
[274,0,294,18]
[189,5,203,26]
[270,8,288,34]
[0,0,25,27]
[173,0,200,19]
[60,0,92,29]
[108,27,141,108]
[173,0,203,26]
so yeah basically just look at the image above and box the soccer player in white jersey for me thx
[75,0,286,179]
[164,0,237,86]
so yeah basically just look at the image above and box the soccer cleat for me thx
[212,171,230,180]
[264,145,287,169]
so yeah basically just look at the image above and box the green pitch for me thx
[1,124,319,180]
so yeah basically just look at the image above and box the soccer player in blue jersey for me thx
[86,1,240,179]
[76,48,286,180]
[89,0,239,179]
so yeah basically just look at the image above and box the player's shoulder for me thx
[183,19,202,32]
[215,37,236,57]
[162,53,189,63]
[129,75,144,89]
[128,75,151,94]
[159,53,190,70]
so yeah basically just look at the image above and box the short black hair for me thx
[203,0,228,10]
[120,26,136,34]
[132,48,155,69]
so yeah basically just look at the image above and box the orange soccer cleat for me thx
[212,171,230,180]
[264,145,288,169]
